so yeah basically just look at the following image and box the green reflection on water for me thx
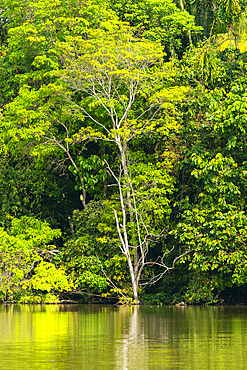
[0,304,247,369]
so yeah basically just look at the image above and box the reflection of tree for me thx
[115,306,148,370]
[2,305,247,369]
[0,305,69,368]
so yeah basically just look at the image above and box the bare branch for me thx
[97,258,129,301]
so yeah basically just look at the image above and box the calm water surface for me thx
[0,304,247,369]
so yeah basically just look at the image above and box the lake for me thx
[0,304,246,369]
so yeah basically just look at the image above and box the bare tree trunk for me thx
[126,251,139,303]
[119,139,139,269]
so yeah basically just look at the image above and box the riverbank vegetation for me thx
[1,0,247,304]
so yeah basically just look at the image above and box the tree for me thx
[1,5,192,302]
[55,22,193,302]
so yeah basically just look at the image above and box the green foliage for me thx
[210,76,247,154]
[63,201,109,293]
[0,153,80,229]
[24,261,72,293]
[183,38,227,88]
[65,201,109,257]
[217,8,247,53]
[0,0,190,302]
[0,216,73,302]
[184,273,223,304]
[180,0,242,38]
[63,201,130,297]
[172,153,247,293]
[70,154,106,195]
[141,262,190,304]
[18,292,60,304]
[1,0,247,305]
[110,0,199,55]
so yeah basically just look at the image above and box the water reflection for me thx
[115,306,148,370]
[0,304,247,369]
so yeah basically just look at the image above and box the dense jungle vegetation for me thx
[0,0,247,305]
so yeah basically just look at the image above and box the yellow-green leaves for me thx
[217,10,247,53]
[26,261,72,292]
[0,216,62,300]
